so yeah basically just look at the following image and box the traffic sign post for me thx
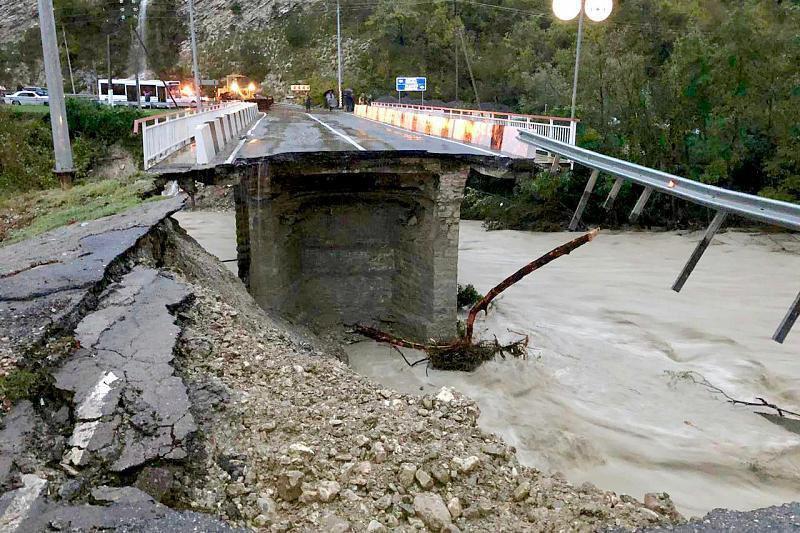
[396,77,427,105]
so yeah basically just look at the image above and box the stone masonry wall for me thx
[234,153,469,342]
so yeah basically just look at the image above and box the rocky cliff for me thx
[0,2,37,46]
[0,0,303,46]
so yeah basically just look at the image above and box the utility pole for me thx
[336,0,343,109]
[453,0,458,102]
[61,26,75,94]
[107,34,113,107]
[188,0,202,111]
[458,27,481,109]
[569,4,584,119]
[134,70,142,109]
[37,0,74,187]
[133,24,141,109]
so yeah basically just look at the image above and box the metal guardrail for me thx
[518,129,800,344]
[372,102,578,146]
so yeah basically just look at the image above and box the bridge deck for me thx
[237,103,503,158]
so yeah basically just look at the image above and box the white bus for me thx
[97,78,200,108]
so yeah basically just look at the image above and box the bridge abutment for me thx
[234,153,469,342]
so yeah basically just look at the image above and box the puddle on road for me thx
[176,210,800,517]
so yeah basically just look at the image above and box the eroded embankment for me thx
[0,194,682,531]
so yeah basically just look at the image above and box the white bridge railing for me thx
[134,102,258,169]
[370,102,578,146]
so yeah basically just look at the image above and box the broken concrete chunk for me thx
[414,492,452,532]
[276,470,304,501]
[90,486,155,505]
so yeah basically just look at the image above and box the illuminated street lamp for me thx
[553,0,613,119]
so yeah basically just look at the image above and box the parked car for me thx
[22,86,48,96]
[4,91,49,105]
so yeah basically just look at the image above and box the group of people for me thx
[305,89,372,112]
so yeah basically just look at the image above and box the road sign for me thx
[291,84,310,92]
[396,77,427,92]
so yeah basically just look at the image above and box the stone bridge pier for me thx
[234,152,470,342]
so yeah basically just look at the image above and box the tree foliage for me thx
[2,0,799,216]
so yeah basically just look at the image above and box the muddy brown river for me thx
[174,211,800,517]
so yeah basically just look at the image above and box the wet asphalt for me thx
[237,103,501,158]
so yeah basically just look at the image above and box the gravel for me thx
[160,221,681,532]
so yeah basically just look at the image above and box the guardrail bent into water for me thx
[517,130,800,344]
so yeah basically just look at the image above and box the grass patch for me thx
[0,369,39,405]
[2,104,51,114]
[0,175,156,245]
[3,103,169,116]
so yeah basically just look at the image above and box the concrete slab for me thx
[54,266,196,472]
[0,196,186,354]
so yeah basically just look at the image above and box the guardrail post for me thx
[194,123,216,165]
[603,177,625,210]
[672,210,727,292]
[629,186,653,222]
[569,168,600,231]
[205,120,222,153]
[216,116,229,144]
[773,290,800,344]
[549,155,561,174]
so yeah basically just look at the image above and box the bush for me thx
[65,98,143,148]
[457,284,483,309]
[285,14,311,48]
[63,99,144,176]
[0,109,56,195]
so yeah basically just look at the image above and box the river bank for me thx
[0,203,681,531]
[174,210,800,518]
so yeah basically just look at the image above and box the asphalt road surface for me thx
[234,103,502,159]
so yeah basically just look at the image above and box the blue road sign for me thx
[396,77,427,92]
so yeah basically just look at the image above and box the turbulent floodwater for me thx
[175,211,800,517]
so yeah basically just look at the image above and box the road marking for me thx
[225,113,265,164]
[0,474,47,531]
[354,115,502,156]
[306,113,367,151]
[76,371,118,420]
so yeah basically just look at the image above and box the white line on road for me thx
[225,113,266,164]
[354,115,502,156]
[0,474,47,531]
[306,113,367,151]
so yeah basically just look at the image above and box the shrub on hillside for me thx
[63,99,144,174]
[0,109,56,195]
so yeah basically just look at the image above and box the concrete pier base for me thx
[234,152,469,342]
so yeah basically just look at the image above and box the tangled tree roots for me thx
[427,337,529,371]
[356,229,599,371]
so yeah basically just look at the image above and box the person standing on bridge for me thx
[325,90,336,111]
[305,93,312,112]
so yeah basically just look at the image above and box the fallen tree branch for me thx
[671,370,800,419]
[465,228,599,342]
[355,229,598,371]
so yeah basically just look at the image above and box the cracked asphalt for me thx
[0,196,186,353]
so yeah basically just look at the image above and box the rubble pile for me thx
[172,238,680,531]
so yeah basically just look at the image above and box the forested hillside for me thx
[1,0,798,213]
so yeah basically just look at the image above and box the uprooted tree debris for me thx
[357,228,600,371]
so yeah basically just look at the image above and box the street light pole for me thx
[336,0,343,109]
[188,0,202,111]
[37,0,74,187]
[569,4,584,119]
[553,0,613,120]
